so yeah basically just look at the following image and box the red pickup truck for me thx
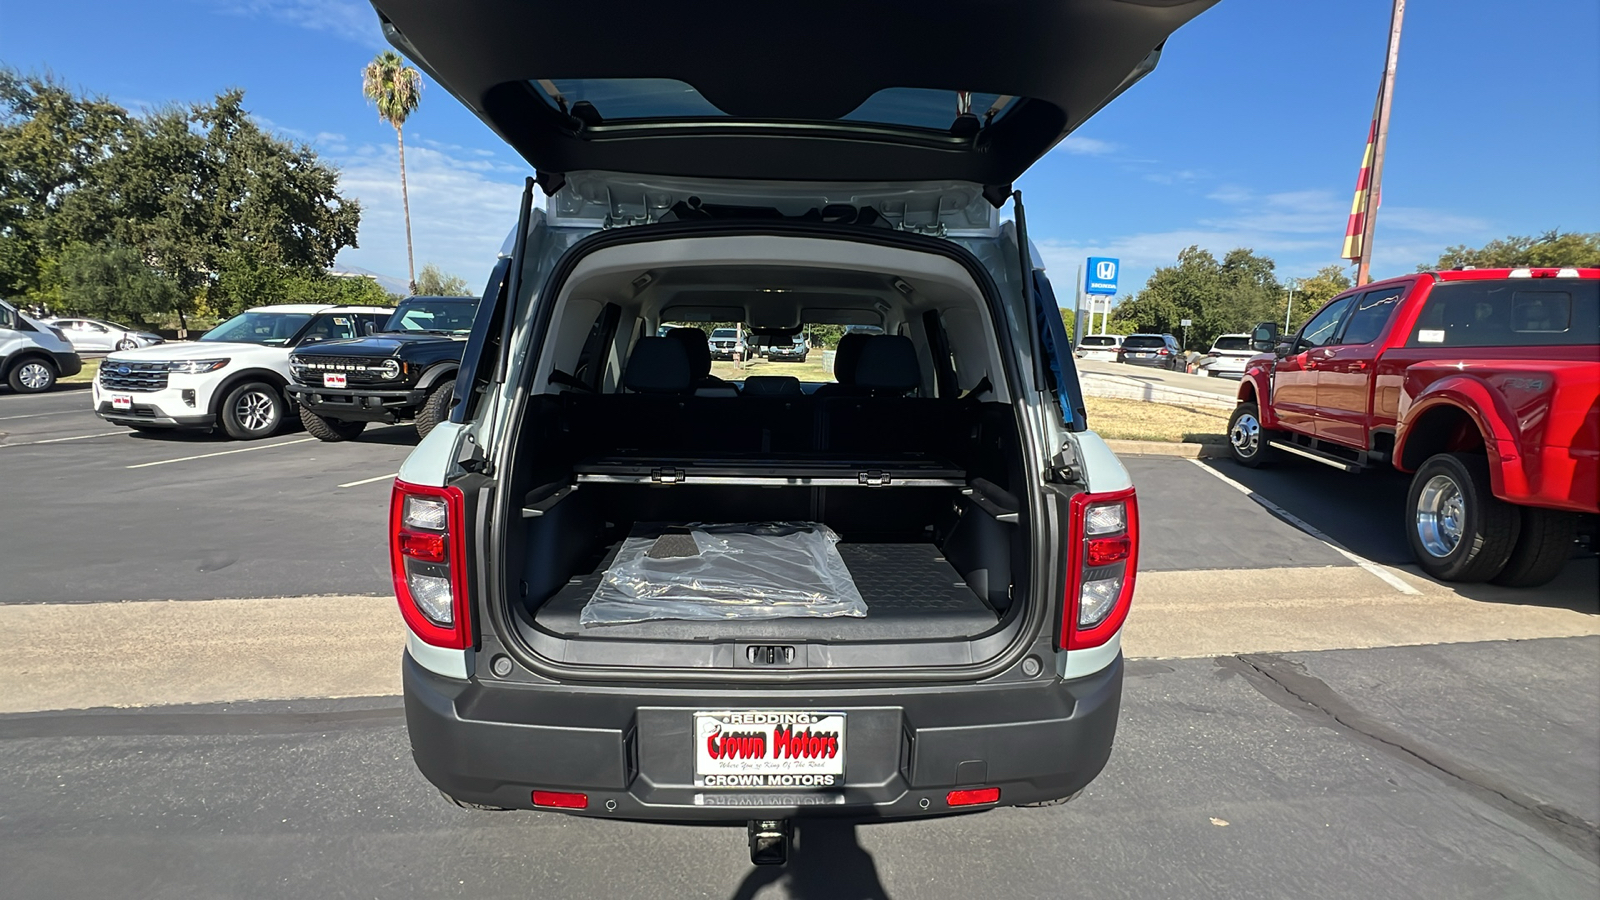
[1227,268,1598,587]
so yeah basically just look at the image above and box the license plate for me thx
[1132,352,1152,357]
[322,373,347,388]
[694,711,846,788]
[111,394,133,410]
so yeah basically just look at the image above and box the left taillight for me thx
[390,480,472,649]
[1060,487,1139,651]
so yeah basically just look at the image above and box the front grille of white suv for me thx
[99,361,168,392]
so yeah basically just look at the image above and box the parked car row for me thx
[87,296,477,441]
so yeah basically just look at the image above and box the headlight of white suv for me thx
[167,358,230,374]
[379,358,402,380]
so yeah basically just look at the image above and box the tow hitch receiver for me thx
[747,819,791,866]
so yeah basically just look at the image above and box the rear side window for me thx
[1338,286,1405,345]
[1122,336,1166,349]
[1211,336,1250,351]
[1408,281,1599,348]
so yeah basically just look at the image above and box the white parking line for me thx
[125,437,317,469]
[1188,458,1421,595]
[337,472,397,489]
[0,431,124,448]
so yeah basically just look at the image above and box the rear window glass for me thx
[531,79,1019,131]
[1122,336,1167,349]
[1212,336,1251,351]
[1407,281,1598,348]
[1081,336,1118,348]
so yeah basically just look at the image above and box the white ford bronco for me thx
[374,0,1214,864]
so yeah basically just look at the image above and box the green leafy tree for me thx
[1112,246,1282,349]
[0,70,130,302]
[414,263,469,296]
[1282,265,1353,332]
[362,51,423,293]
[55,241,181,326]
[1424,231,1600,270]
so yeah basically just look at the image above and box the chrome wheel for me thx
[116,339,136,350]
[1415,474,1466,558]
[235,389,277,433]
[17,362,52,390]
[1230,412,1261,458]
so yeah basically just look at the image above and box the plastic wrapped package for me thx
[579,522,869,626]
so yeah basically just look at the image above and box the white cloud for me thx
[331,141,524,287]
[1054,136,1118,156]
[215,0,385,48]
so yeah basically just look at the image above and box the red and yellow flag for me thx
[1341,95,1382,261]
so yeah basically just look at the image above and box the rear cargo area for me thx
[493,237,1035,668]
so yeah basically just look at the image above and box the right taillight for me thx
[1061,487,1139,651]
[390,480,472,650]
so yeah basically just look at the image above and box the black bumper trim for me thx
[402,652,1121,822]
[52,351,83,378]
[286,384,427,422]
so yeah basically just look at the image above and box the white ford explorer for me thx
[93,304,392,439]
[371,0,1215,866]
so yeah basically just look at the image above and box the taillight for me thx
[1157,348,1171,355]
[1061,487,1139,651]
[390,480,472,649]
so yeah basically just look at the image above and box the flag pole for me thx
[1357,0,1406,285]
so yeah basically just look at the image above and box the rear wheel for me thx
[300,406,366,442]
[1406,452,1520,582]
[1490,507,1578,588]
[415,379,455,439]
[219,381,284,440]
[7,358,57,393]
[1227,402,1275,468]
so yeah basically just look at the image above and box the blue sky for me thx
[3,0,1596,301]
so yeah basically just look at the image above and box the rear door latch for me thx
[651,467,684,484]
[858,470,892,487]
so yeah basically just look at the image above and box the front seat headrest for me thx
[831,333,871,385]
[664,327,713,380]
[623,337,692,394]
[853,335,920,395]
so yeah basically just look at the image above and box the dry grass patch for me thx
[61,357,101,384]
[1083,395,1230,444]
[711,357,835,383]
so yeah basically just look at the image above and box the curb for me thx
[1104,439,1228,459]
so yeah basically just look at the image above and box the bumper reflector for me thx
[532,790,589,810]
[946,787,1001,807]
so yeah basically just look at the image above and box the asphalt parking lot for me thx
[2,388,1597,899]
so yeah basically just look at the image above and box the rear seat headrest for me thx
[741,375,803,396]
[831,333,871,385]
[853,335,921,394]
[664,327,713,380]
[623,337,692,394]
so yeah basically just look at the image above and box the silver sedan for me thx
[44,318,166,353]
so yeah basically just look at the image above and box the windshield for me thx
[201,312,312,345]
[1123,336,1168,349]
[1081,336,1118,348]
[1212,336,1251,351]
[387,297,479,335]
[711,329,738,339]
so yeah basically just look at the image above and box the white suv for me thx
[93,304,391,439]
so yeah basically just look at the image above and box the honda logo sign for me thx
[1086,258,1119,295]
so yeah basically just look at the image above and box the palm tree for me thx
[361,51,423,293]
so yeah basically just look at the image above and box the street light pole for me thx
[1284,278,1298,332]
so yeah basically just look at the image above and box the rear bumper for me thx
[403,652,1123,822]
[285,384,427,423]
[1120,356,1177,368]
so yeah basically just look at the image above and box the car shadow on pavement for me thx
[1203,457,1598,614]
[728,821,891,900]
[352,425,421,447]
